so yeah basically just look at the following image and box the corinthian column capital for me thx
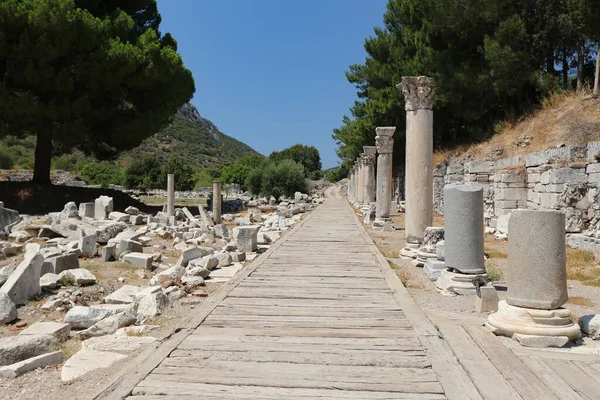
[375,127,395,154]
[397,76,435,111]
[362,146,377,165]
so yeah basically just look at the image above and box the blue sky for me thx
[156,0,388,169]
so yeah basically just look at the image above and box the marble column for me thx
[363,146,377,204]
[212,181,222,224]
[357,154,365,205]
[373,127,395,230]
[398,76,435,258]
[166,174,175,218]
[486,210,581,347]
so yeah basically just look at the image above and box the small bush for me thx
[0,150,14,169]
[244,159,308,198]
[79,162,125,187]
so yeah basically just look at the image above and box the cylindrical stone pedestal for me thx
[212,181,222,224]
[507,210,568,309]
[363,146,377,204]
[444,185,485,274]
[357,155,365,205]
[167,174,175,218]
[486,210,580,347]
[374,127,395,222]
[398,76,435,245]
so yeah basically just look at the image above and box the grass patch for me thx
[380,247,399,259]
[566,248,600,287]
[568,296,593,307]
[58,275,75,287]
[485,248,508,259]
[486,263,503,282]
[61,340,82,361]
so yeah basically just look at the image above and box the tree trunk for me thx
[32,130,52,184]
[562,50,569,89]
[594,44,600,97]
[577,45,585,92]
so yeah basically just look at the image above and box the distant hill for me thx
[123,103,260,167]
[0,103,260,171]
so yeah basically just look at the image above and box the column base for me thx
[486,300,581,348]
[372,218,393,232]
[435,269,488,295]
[400,242,420,259]
[424,259,445,280]
[413,249,436,267]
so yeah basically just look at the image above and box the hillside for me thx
[434,90,600,166]
[0,103,259,171]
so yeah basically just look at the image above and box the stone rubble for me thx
[0,188,324,381]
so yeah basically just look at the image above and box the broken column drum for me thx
[167,174,175,218]
[363,146,377,204]
[486,210,581,347]
[213,181,222,224]
[398,76,435,246]
[444,185,485,274]
[374,127,396,221]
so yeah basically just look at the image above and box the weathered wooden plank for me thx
[520,357,585,400]
[220,296,399,308]
[213,305,404,317]
[543,358,600,399]
[192,326,416,338]
[130,381,446,399]
[167,350,431,368]
[464,325,559,400]
[439,326,521,400]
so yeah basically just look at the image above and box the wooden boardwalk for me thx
[96,189,600,400]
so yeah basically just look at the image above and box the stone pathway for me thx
[95,189,600,400]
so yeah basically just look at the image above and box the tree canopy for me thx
[0,0,195,183]
[333,0,600,174]
[269,144,322,179]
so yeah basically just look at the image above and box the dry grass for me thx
[61,339,82,361]
[568,296,594,307]
[566,248,600,287]
[433,89,600,165]
[486,263,503,282]
[380,247,399,259]
[485,248,508,259]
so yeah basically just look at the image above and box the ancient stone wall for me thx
[434,142,600,258]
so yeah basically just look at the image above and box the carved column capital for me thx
[363,146,377,166]
[375,135,394,154]
[397,76,435,111]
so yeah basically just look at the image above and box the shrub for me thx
[79,162,125,187]
[125,157,163,189]
[0,150,14,169]
[245,159,308,198]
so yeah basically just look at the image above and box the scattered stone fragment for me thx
[232,225,260,252]
[1,252,44,305]
[78,312,137,338]
[79,234,97,258]
[125,206,140,215]
[64,305,130,329]
[122,252,153,269]
[41,253,79,275]
[19,322,71,341]
[579,314,600,338]
[176,246,214,267]
[0,291,17,325]
[0,263,17,286]
[101,243,117,262]
[214,252,233,267]
[59,202,79,219]
[82,334,156,353]
[0,351,63,378]
[79,202,94,218]
[40,273,61,290]
[231,252,246,262]
[104,285,140,304]
[61,349,127,382]
[186,266,211,278]
[136,292,169,318]
[58,268,97,286]
[0,334,58,366]
[94,196,114,220]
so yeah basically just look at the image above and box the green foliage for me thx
[325,165,349,183]
[219,154,267,188]
[333,0,600,170]
[163,157,195,191]
[0,149,14,169]
[269,144,322,175]
[0,0,195,182]
[193,169,215,187]
[79,162,125,187]
[124,156,163,190]
[244,159,309,199]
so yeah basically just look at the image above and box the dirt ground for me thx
[366,210,600,324]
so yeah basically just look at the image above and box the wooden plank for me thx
[464,325,559,400]
[510,347,600,362]
[130,381,446,399]
[520,357,585,400]
[543,358,600,399]
[220,296,399,308]
[213,305,404,317]
[92,200,318,400]
[191,326,417,338]
[439,326,521,400]
[167,350,431,368]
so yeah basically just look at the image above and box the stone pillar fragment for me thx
[435,185,487,294]
[486,210,581,347]
[374,127,395,226]
[398,76,435,247]
[363,146,377,204]
[213,181,222,224]
[357,154,365,205]
[167,174,175,218]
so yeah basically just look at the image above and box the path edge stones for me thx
[92,203,319,400]
[348,198,483,400]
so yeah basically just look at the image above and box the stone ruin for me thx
[0,185,325,379]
